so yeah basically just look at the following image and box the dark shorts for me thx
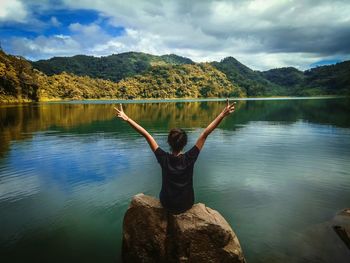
[159,192,193,214]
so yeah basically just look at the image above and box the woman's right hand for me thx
[114,104,129,121]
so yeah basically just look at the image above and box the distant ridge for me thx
[31,52,350,97]
[1,50,349,103]
[32,52,194,82]
[211,57,281,96]
[1,50,241,102]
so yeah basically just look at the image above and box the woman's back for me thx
[154,145,200,214]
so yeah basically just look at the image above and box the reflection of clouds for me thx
[0,132,162,243]
[0,100,349,260]
[0,172,40,201]
[32,134,131,189]
[243,177,271,192]
[196,120,350,197]
[1,131,163,203]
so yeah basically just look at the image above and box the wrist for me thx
[219,111,226,118]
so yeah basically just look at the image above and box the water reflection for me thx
[1,98,350,157]
[0,98,350,263]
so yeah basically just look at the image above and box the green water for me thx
[0,97,350,262]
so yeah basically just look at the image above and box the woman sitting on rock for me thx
[114,99,236,214]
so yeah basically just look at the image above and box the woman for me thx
[114,99,236,214]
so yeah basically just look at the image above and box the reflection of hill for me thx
[1,99,349,157]
[118,99,350,131]
[228,98,350,129]
[0,104,117,157]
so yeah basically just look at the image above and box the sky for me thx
[1,0,350,70]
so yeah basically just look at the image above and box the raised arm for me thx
[114,104,159,152]
[195,98,236,150]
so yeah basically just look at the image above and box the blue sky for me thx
[1,0,350,70]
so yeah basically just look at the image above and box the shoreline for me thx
[0,95,346,106]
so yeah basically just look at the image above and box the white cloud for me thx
[0,0,27,22]
[50,16,61,27]
[58,0,350,68]
[10,34,81,59]
[4,0,350,69]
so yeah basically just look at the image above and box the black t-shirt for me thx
[154,145,200,214]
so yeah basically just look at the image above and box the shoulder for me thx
[154,146,167,156]
[154,146,168,157]
[154,147,168,165]
[185,145,200,158]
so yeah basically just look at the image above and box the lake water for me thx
[0,97,350,263]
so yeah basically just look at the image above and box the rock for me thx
[332,208,350,250]
[122,193,246,263]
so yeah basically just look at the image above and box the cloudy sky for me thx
[1,0,350,70]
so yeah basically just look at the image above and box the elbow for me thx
[201,131,209,139]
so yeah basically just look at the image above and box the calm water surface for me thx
[0,98,350,262]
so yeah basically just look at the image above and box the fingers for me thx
[227,101,236,114]
[229,102,236,110]
[229,104,235,113]
[228,101,236,108]
[226,98,237,107]
[114,104,125,113]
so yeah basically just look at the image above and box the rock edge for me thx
[122,193,246,263]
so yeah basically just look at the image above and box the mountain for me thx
[117,63,243,99]
[2,50,350,103]
[211,57,284,96]
[260,67,305,95]
[30,51,350,98]
[1,51,241,102]
[303,61,350,95]
[0,51,39,102]
[159,54,194,65]
[31,52,194,82]
[260,67,304,87]
[260,62,350,96]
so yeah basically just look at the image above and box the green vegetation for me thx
[211,57,284,96]
[260,62,350,96]
[31,52,194,82]
[0,51,39,102]
[260,67,304,90]
[1,50,350,103]
[303,61,350,96]
[1,51,242,102]
[117,63,243,99]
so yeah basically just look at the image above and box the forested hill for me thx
[261,63,350,96]
[31,52,194,82]
[31,52,350,97]
[1,50,349,103]
[213,57,350,96]
[211,57,283,96]
[0,50,241,102]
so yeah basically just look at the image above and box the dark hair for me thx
[167,128,187,152]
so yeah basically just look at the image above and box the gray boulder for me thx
[122,193,246,263]
[332,208,350,250]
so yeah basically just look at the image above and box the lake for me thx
[1,97,350,262]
